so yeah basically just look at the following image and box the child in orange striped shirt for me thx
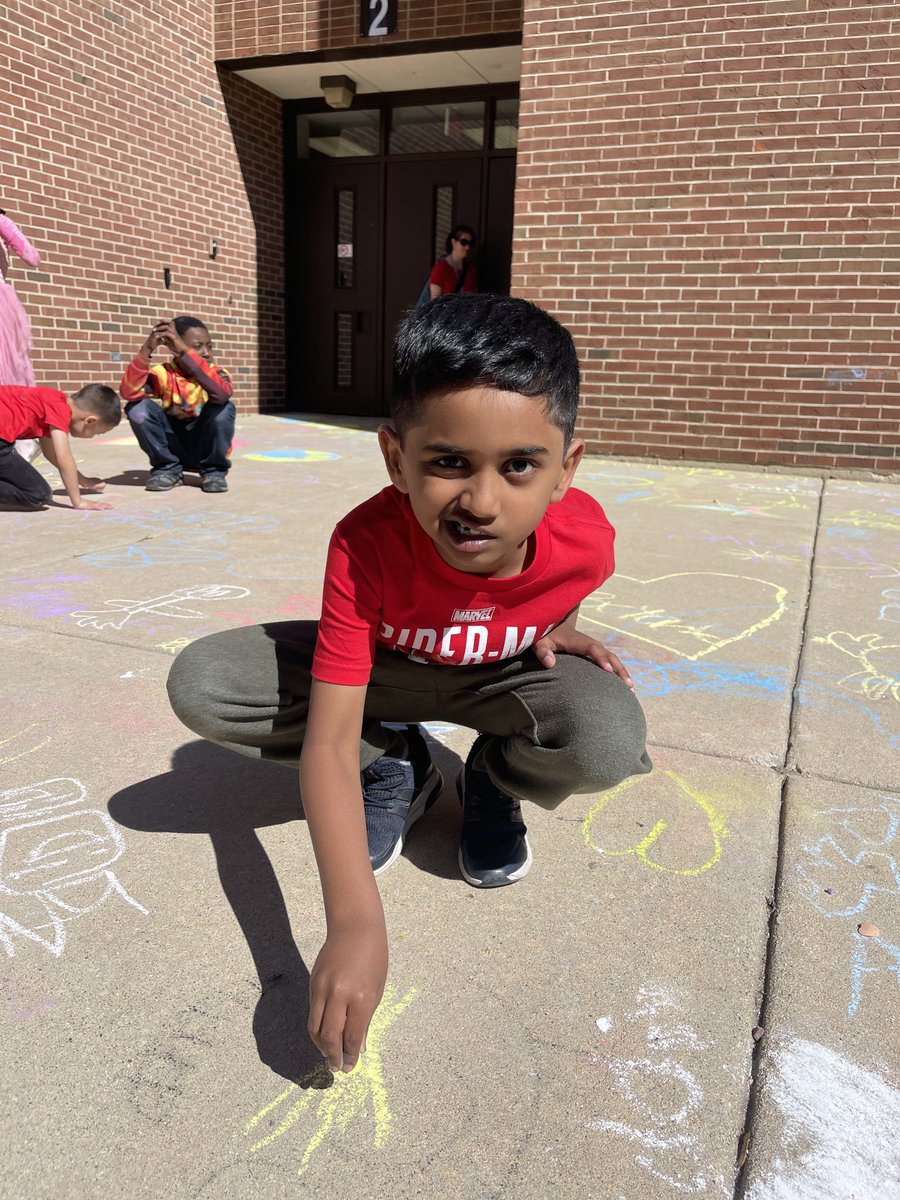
[120,315,234,494]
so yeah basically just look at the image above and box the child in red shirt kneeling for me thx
[167,294,652,1074]
[0,383,120,511]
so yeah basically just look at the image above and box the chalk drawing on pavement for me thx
[586,985,729,1196]
[811,632,900,703]
[583,770,730,877]
[581,573,788,661]
[794,796,900,1019]
[243,448,340,463]
[244,983,417,1176]
[71,584,250,632]
[744,1035,900,1200]
[0,777,147,959]
[0,725,51,769]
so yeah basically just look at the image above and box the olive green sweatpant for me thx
[167,620,652,810]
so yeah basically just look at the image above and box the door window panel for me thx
[493,98,519,149]
[389,103,485,154]
[433,184,454,262]
[297,110,380,159]
[336,189,355,288]
[335,313,353,388]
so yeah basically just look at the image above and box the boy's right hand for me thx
[73,498,113,511]
[308,918,388,1073]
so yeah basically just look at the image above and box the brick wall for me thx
[514,0,900,473]
[216,0,523,61]
[2,0,283,411]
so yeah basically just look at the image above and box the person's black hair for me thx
[392,293,580,448]
[444,224,477,255]
[173,315,209,338]
[72,384,122,427]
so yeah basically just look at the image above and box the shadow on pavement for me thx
[100,469,205,488]
[108,740,326,1085]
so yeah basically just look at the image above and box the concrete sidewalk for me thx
[1,415,898,1199]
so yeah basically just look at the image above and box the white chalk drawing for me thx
[0,777,147,958]
[586,985,730,1196]
[70,584,250,632]
[744,1034,900,1200]
[880,588,900,624]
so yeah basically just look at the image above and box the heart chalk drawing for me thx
[583,770,730,877]
[581,572,789,661]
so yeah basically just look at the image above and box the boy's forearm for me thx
[178,351,233,403]
[300,741,383,926]
[56,454,85,507]
[119,354,152,401]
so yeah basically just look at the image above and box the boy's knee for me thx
[167,632,241,737]
[125,398,159,427]
[543,656,652,791]
[21,474,53,508]
[209,401,236,427]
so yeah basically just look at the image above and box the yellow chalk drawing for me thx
[583,770,729,876]
[156,637,194,655]
[812,632,900,702]
[831,509,900,533]
[243,983,417,1176]
[581,572,788,661]
[0,725,51,768]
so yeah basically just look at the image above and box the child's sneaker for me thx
[362,725,443,875]
[457,735,533,888]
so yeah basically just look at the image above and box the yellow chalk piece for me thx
[583,770,729,876]
[243,983,418,1176]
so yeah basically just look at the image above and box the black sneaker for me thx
[458,735,533,888]
[146,471,183,492]
[201,472,229,493]
[362,725,443,875]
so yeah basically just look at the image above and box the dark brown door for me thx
[382,158,483,400]
[291,162,382,415]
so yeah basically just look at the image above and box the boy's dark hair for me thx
[72,384,122,427]
[392,294,581,447]
[173,315,209,338]
[445,224,476,255]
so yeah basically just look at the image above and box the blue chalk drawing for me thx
[629,659,789,699]
[848,933,900,1018]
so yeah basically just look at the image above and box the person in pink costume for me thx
[0,210,41,387]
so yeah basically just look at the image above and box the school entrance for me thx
[285,87,518,417]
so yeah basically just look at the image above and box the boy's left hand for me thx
[533,626,635,690]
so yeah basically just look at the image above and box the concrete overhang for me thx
[235,43,521,100]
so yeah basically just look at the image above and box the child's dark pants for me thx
[167,621,652,809]
[0,440,52,508]
[125,398,235,476]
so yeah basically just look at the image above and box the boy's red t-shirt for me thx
[312,485,615,686]
[0,385,71,441]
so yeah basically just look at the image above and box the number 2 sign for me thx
[360,0,397,37]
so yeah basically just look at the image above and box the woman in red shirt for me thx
[428,224,478,300]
